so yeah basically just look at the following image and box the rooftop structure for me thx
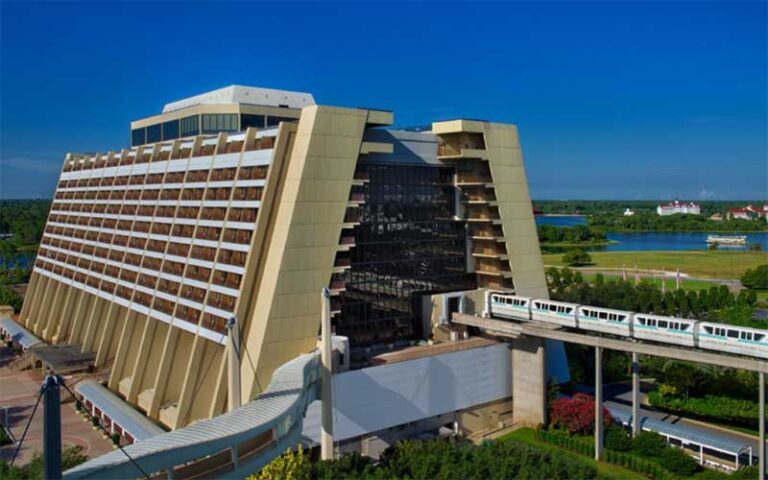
[727,204,767,221]
[657,200,701,216]
[18,85,554,435]
[130,85,316,147]
[161,85,315,113]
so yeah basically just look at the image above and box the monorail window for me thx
[727,330,739,339]
[658,320,668,328]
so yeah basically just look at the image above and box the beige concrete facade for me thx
[21,92,547,430]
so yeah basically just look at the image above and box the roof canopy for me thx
[0,317,42,350]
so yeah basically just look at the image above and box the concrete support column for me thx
[320,287,334,461]
[632,352,640,437]
[227,317,242,411]
[595,346,603,461]
[43,375,63,480]
[760,371,765,480]
[511,336,547,427]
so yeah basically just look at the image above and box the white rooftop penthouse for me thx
[162,85,316,113]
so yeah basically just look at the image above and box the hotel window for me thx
[266,116,296,127]
[162,120,179,141]
[146,124,161,144]
[179,115,199,137]
[241,114,265,130]
[131,128,145,146]
[201,114,238,134]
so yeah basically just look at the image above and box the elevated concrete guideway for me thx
[452,313,768,373]
[452,311,767,478]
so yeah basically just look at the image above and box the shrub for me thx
[22,446,88,480]
[251,446,311,480]
[563,249,592,267]
[648,390,761,429]
[0,426,11,446]
[631,431,666,458]
[0,286,22,313]
[91,416,99,427]
[741,265,768,290]
[110,433,120,445]
[732,465,760,480]
[604,425,631,452]
[661,446,700,476]
[549,393,612,435]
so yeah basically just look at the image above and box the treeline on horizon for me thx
[0,200,51,250]
[590,212,767,233]
[533,200,767,216]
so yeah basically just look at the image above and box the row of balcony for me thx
[50,203,259,225]
[36,253,237,330]
[62,134,277,173]
[42,226,249,269]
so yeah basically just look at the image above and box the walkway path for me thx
[0,347,114,465]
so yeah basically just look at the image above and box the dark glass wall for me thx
[131,128,145,147]
[336,164,475,347]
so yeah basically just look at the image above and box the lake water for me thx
[0,253,34,269]
[535,215,768,252]
[1,216,766,267]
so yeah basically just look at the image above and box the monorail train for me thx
[487,293,768,359]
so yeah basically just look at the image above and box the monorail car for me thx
[489,294,532,319]
[485,293,768,360]
[632,313,697,348]
[530,299,577,327]
[698,322,768,359]
[576,305,632,337]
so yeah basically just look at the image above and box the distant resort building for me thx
[709,213,723,222]
[623,208,635,217]
[727,205,768,221]
[656,200,701,216]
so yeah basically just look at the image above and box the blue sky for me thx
[1,1,765,200]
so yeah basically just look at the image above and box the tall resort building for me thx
[18,85,557,431]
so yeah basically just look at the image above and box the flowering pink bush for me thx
[550,393,612,434]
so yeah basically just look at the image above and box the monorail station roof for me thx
[29,344,95,374]
[0,317,42,350]
[76,380,165,442]
[610,407,752,458]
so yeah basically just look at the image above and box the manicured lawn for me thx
[497,428,646,480]
[579,273,717,292]
[542,251,766,280]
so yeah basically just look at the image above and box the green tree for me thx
[251,446,311,480]
[741,265,768,290]
[604,425,631,452]
[562,249,592,267]
[631,431,667,458]
[546,267,562,289]
[0,286,22,313]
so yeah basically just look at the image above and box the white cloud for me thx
[698,189,716,200]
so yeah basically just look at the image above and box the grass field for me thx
[542,251,766,280]
[497,428,645,480]
[580,273,717,292]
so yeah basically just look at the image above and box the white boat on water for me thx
[706,234,747,245]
